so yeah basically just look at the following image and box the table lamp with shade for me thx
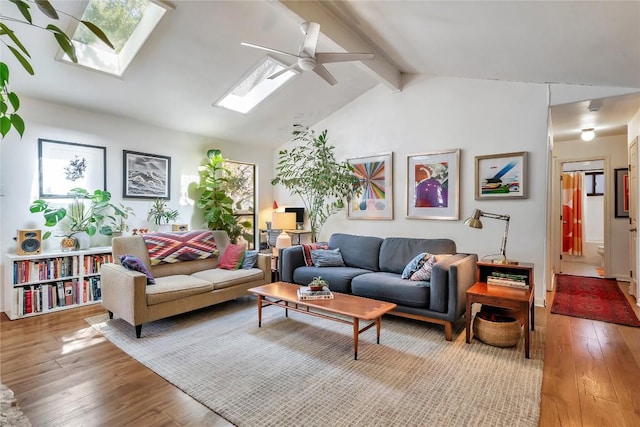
[271,212,297,249]
[464,208,517,264]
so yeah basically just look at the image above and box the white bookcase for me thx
[4,246,113,320]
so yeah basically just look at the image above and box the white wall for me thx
[553,135,629,279]
[0,97,275,313]
[274,75,550,305]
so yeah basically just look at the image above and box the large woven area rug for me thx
[551,274,640,327]
[87,298,545,427]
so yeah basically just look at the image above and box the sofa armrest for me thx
[429,253,478,319]
[101,263,148,326]
[256,253,272,283]
[280,246,305,283]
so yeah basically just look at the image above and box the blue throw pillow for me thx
[119,254,156,285]
[310,248,345,267]
[401,252,432,279]
[242,250,259,269]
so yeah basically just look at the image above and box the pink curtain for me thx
[562,172,583,255]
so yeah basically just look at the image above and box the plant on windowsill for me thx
[271,124,358,242]
[147,199,179,230]
[30,188,131,249]
[195,149,251,243]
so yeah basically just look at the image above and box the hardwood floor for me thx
[1,280,639,427]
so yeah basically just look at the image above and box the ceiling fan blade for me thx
[316,52,375,64]
[301,21,320,57]
[313,64,337,86]
[268,63,299,80]
[241,42,298,59]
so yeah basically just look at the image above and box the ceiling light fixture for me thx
[581,128,596,141]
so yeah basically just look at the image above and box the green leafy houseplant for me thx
[147,199,179,226]
[1,0,113,138]
[271,125,358,242]
[196,149,251,243]
[30,188,129,239]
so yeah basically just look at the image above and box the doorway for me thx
[558,159,607,278]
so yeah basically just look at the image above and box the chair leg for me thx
[135,325,142,338]
[108,311,113,319]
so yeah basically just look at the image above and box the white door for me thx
[629,138,638,299]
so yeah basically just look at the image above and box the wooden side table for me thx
[466,262,535,358]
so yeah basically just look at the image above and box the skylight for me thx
[59,0,171,76]
[215,57,297,114]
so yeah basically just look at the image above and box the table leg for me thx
[530,295,535,331]
[285,301,288,318]
[376,317,381,344]
[353,318,359,360]
[523,301,530,359]
[257,295,263,328]
[465,299,473,344]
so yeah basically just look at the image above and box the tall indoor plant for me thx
[271,124,358,241]
[196,149,250,243]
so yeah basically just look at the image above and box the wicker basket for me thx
[473,314,522,348]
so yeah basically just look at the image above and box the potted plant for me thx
[30,188,132,249]
[108,203,136,236]
[195,149,251,243]
[271,125,358,241]
[147,199,179,230]
[308,276,328,291]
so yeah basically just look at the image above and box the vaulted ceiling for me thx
[6,0,640,147]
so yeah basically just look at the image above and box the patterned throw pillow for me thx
[218,244,246,270]
[310,248,345,267]
[118,254,156,285]
[241,250,259,269]
[410,255,437,281]
[302,243,329,266]
[401,252,432,279]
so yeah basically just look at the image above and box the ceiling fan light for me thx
[581,128,595,141]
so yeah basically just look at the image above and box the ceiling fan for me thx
[241,21,374,86]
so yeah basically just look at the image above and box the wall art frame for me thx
[475,151,528,200]
[347,152,393,220]
[38,138,106,198]
[406,149,460,220]
[123,150,171,199]
[614,167,629,218]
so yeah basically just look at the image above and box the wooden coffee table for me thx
[248,282,397,359]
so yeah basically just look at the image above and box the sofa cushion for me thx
[218,244,246,270]
[379,237,456,274]
[302,243,329,266]
[119,254,155,285]
[292,266,371,294]
[401,252,432,279]
[192,268,264,290]
[143,230,219,266]
[310,248,345,267]
[351,272,430,308]
[146,275,213,305]
[328,233,383,271]
[241,250,259,269]
[410,255,437,281]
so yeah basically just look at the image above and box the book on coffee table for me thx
[297,286,334,300]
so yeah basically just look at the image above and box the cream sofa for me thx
[101,230,271,337]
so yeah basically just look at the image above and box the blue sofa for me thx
[280,233,478,340]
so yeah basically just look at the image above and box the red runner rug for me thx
[551,274,640,327]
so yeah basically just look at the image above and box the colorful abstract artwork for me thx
[475,152,528,200]
[407,150,460,220]
[347,152,393,220]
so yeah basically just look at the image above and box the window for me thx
[586,171,604,196]
[215,57,297,113]
[225,161,256,249]
[59,0,171,76]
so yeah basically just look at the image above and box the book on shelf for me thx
[297,286,334,300]
[487,275,529,290]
